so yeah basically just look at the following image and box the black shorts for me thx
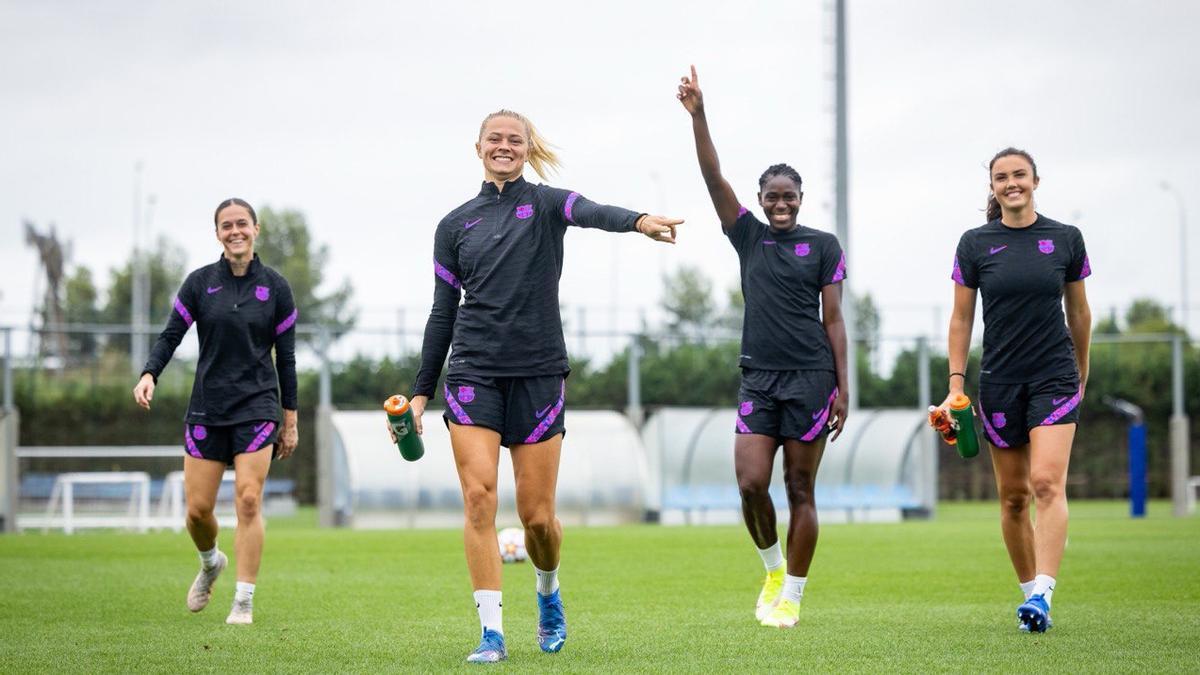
[736,369,838,442]
[977,373,1082,449]
[442,374,566,448]
[184,420,279,465]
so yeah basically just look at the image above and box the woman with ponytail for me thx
[677,66,849,629]
[941,148,1092,633]
[400,109,683,663]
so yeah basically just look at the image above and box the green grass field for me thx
[1,501,1197,673]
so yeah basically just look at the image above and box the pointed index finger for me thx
[690,64,698,84]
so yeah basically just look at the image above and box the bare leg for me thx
[450,423,503,590]
[989,442,1035,582]
[511,433,563,571]
[780,438,826,576]
[232,447,272,583]
[184,455,226,551]
[1028,424,1075,577]
[735,434,780,548]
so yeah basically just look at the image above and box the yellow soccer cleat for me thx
[760,598,801,628]
[755,568,785,621]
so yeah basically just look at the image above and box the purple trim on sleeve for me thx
[1040,389,1082,426]
[245,421,277,454]
[524,381,566,444]
[735,416,753,434]
[434,258,461,289]
[737,206,749,217]
[951,256,966,286]
[977,402,1009,448]
[800,388,840,441]
[275,308,298,336]
[174,297,194,327]
[444,383,474,425]
[185,425,202,458]
[830,252,847,283]
[1074,255,1092,281]
[564,192,581,224]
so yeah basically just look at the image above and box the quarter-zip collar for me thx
[217,253,262,279]
[479,175,527,198]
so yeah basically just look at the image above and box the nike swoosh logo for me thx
[535,403,554,419]
[465,218,481,229]
[813,409,824,419]
[763,240,777,245]
[989,245,1008,255]
[207,286,223,294]
[1052,397,1068,406]
[254,422,267,432]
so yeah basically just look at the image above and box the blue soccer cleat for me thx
[466,628,507,664]
[1017,594,1052,633]
[536,590,567,653]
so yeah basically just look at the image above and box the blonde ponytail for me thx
[478,109,562,180]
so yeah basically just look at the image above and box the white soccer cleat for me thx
[755,569,785,621]
[225,598,253,625]
[186,551,227,612]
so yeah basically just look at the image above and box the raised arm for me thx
[551,189,682,245]
[678,65,740,230]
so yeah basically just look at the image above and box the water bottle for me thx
[384,395,425,461]
[948,394,980,459]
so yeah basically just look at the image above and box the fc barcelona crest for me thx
[255,285,271,301]
[458,386,475,403]
[794,243,811,257]
[992,412,1007,429]
[1038,240,1055,255]
[515,204,534,219]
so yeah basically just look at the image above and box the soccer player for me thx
[677,66,849,628]
[941,148,1092,633]
[133,198,299,626]
[401,109,682,663]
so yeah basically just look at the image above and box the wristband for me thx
[948,372,966,381]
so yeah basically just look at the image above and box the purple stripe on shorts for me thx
[444,383,474,425]
[831,252,847,283]
[184,425,202,458]
[245,421,277,454]
[977,402,1009,448]
[174,297,194,327]
[801,387,840,442]
[434,258,461,289]
[275,308,298,336]
[735,416,752,434]
[524,381,566,444]
[951,256,966,286]
[564,192,581,224]
[1040,389,1082,426]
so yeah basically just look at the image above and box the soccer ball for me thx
[497,527,527,564]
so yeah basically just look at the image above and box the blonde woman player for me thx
[398,110,683,663]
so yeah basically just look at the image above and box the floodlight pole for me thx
[835,0,857,410]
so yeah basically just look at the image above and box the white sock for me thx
[782,575,807,603]
[199,546,220,569]
[235,581,255,604]
[1019,580,1036,600]
[757,542,784,573]
[534,565,560,596]
[474,590,503,635]
[1033,574,1056,607]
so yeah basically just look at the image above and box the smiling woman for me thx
[942,147,1094,633]
[132,197,300,627]
[398,108,684,664]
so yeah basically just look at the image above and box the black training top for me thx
[952,214,1091,384]
[413,176,642,397]
[726,207,846,371]
[143,254,299,424]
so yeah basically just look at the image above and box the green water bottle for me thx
[384,395,425,461]
[949,393,980,459]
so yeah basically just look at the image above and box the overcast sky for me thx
[2,0,1198,361]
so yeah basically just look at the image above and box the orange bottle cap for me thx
[384,395,410,415]
[949,393,972,411]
